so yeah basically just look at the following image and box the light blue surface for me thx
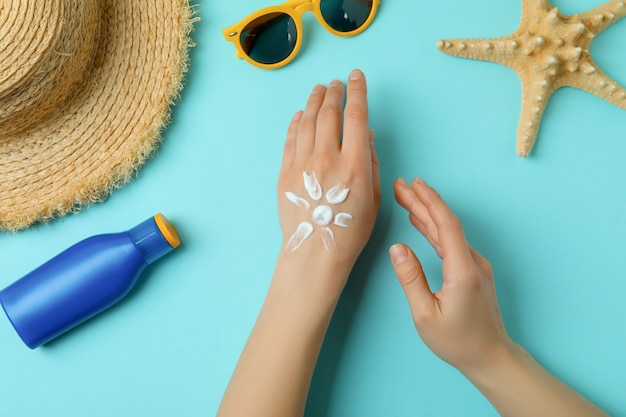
[1,1,625,415]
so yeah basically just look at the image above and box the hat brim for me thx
[0,0,196,232]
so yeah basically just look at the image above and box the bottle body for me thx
[0,214,179,348]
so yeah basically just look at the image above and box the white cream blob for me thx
[285,192,310,210]
[321,227,336,253]
[326,184,349,204]
[312,205,333,226]
[334,212,353,227]
[285,222,314,252]
[303,171,322,201]
[284,171,354,254]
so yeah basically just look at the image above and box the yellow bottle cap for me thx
[154,213,181,248]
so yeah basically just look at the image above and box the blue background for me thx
[1,1,625,415]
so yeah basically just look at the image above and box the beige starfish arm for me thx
[579,0,626,35]
[436,36,522,68]
[562,64,626,110]
[519,0,553,29]
[516,72,555,157]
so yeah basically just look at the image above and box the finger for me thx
[370,130,382,205]
[389,244,436,322]
[280,111,302,174]
[412,178,474,274]
[341,69,370,166]
[314,79,344,155]
[394,178,437,238]
[408,213,443,257]
[469,246,492,276]
[296,84,326,160]
[369,130,380,170]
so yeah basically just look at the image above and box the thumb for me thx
[389,244,434,318]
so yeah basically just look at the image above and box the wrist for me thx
[271,249,353,304]
[461,340,610,416]
[461,340,547,412]
[460,339,524,388]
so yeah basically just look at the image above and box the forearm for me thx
[218,70,376,417]
[464,343,608,417]
[217,254,346,417]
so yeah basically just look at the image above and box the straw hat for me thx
[0,0,195,232]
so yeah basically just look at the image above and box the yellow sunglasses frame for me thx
[223,0,380,70]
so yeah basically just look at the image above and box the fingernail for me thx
[396,177,409,187]
[390,244,409,265]
[413,177,426,186]
[292,111,303,122]
[329,79,342,88]
[349,69,363,80]
[369,129,375,144]
[311,84,324,95]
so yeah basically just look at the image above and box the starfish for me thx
[437,0,626,157]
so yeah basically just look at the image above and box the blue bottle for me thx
[0,214,180,349]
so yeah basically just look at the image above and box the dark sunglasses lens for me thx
[320,0,373,32]
[240,13,297,65]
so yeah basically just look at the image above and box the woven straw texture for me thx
[0,0,195,232]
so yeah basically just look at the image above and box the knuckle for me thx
[343,106,368,122]
[481,259,494,278]
[442,216,465,236]
[412,305,434,326]
[347,80,366,95]
[283,137,296,152]
[397,263,422,288]
[277,176,289,193]
[298,117,316,132]
[445,214,463,230]
[461,270,483,291]
[277,177,289,191]
[312,158,335,177]
[318,103,341,120]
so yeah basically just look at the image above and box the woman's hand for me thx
[389,178,608,417]
[277,69,381,293]
[389,177,512,374]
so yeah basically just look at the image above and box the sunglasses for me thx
[223,0,380,69]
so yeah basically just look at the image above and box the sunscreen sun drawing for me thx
[285,171,353,253]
